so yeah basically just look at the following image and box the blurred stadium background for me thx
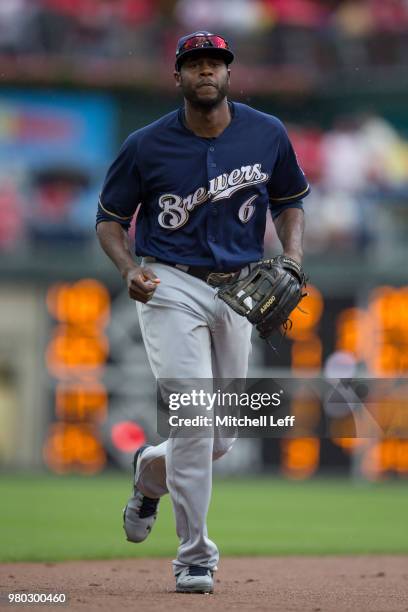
[1,0,408,511]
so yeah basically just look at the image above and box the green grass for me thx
[0,474,407,562]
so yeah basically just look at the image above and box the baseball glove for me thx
[217,255,307,341]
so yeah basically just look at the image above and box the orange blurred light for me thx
[287,284,324,339]
[369,286,407,329]
[366,286,408,374]
[290,397,321,431]
[329,415,358,438]
[331,437,365,451]
[43,423,106,474]
[335,307,372,360]
[291,335,322,370]
[281,437,320,480]
[369,343,403,375]
[46,279,110,327]
[55,383,108,422]
[395,440,408,474]
[361,439,408,480]
[46,326,109,373]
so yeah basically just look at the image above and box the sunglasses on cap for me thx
[175,32,234,69]
[178,34,229,54]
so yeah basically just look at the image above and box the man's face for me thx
[174,53,230,109]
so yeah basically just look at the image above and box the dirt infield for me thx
[1,557,407,611]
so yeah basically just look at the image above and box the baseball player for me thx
[96,31,310,594]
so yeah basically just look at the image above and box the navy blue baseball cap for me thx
[175,31,234,71]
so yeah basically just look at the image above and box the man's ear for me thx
[174,70,181,88]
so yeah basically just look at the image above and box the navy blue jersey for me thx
[97,102,310,270]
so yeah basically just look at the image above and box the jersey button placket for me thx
[207,145,219,249]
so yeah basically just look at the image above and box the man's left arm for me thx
[267,119,309,267]
[273,206,305,265]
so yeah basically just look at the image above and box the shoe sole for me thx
[176,587,214,594]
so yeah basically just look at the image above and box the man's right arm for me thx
[96,220,160,303]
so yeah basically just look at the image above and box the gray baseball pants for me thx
[135,261,252,575]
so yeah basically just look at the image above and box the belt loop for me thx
[239,264,250,279]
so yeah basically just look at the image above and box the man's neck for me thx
[184,99,231,138]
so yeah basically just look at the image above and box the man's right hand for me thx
[125,265,160,303]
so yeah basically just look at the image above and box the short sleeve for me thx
[96,135,141,230]
[268,122,310,219]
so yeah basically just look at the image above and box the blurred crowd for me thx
[1,111,407,256]
[288,114,408,254]
[1,0,408,70]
